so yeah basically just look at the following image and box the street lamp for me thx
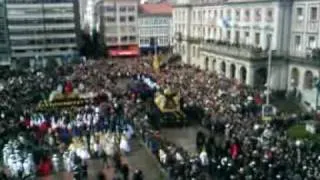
[266,37,273,105]
[313,77,320,115]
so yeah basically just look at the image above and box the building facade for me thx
[0,0,10,66]
[173,0,320,109]
[288,0,320,110]
[138,3,172,54]
[6,0,80,68]
[97,0,139,57]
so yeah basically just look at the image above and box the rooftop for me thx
[139,3,172,15]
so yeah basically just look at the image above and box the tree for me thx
[79,30,94,58]
[92,28,106,59]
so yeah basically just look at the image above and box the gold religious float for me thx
[154,87,185,123]
[37,89,90,110]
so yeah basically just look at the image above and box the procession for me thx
[0,56,319,180]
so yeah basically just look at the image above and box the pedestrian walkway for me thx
[161,126,209,154]
[126,138,164,180]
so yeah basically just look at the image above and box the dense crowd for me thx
[0,58,319,180]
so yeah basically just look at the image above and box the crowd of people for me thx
[0,57,319,180]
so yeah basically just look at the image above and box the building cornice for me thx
[139,14,172,17]
[173,0,280,8]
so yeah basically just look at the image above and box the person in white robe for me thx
[52,154,60,172]
[23,154,35,178]
[199,149,209,167]
[124,124,134,139]
[63,152,72,172]
[119,134,130,154]
[159,149,167,165]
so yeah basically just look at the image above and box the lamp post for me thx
[314,77,320,118]
[266,36,273,105]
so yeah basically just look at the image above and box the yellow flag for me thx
[153,55,160,73]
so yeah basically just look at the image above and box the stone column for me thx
[246,67,255,86]
[225,62,231,79]
[298,69,305,90]
[235,65,241,82]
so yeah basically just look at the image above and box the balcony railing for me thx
[186,36,202,43]
[200,41,269,60]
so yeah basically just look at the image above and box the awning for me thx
[109,49,139,56]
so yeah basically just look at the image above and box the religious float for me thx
[36,81,106,110]
[154,87,186,126]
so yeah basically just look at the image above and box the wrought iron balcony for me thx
[200,41,269,60]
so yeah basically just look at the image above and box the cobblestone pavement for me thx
[126,138,164,180]
[40,137,163,180]
[161,126,209,154]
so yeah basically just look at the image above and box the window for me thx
[255,9,261,21]
[227,30,231,40]
[310,7,318,20]
[214,10,217,17]
[255,32,260,45]
[235,31,240,44]
[245,9,250,21]
[220,10,223,18]
[227,9,231,18]
[105,6,115,12]
[308,36,316,48]
[121,36,128,42]
[129,26,136,33]
[128,6,135,12]
[128,16,135,22]
[235,9,240,21]
[295,35,301,49]
[266,8,273,21]
[106,37,117,43]
[119,6,126,12]
[297,7,303,21]
[106,16,116,22]
[129,36,136,41]
[120,16,126,22]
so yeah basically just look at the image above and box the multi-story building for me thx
[173,0,320,109]
[138,2,172,55]
[6,0,80,68]
[0,0,10,66]
[97,0,139,57]
[80,0,97,34]
[288,0,320,110]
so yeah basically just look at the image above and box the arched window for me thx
[290,68,300,87]
[220,61,226,75]
[304,71,313,89]
[240,66,247,83]
[230,64,236,78]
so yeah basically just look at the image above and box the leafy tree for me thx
[92,28,106,59]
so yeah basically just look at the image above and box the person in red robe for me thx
[64,81,73,95]
[229,143,240,160]
[37,157,53,177]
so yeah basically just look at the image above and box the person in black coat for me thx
[121,164,129,180]
[196,131,206,153]
[132,169,143,180]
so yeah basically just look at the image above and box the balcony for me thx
[200,41,270,60]
[186,36,202,44]
[289,48,320,66]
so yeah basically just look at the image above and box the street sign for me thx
[262,104,276,121]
